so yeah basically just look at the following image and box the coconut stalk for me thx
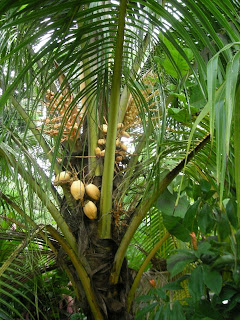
[110,133,211,284]
[77,4,100,177]
[46,225,104,320]
[79,67,100,176]
[87,98,100,176]
[99,0,128,239]
[118,33,150,123]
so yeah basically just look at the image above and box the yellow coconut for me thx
[98,139,106,145]
[95,147,101,157]
[117,123,124,129]
[100,150,105,157]
[118,151,126,158]
[70,180,85,200]
[54,171,71,185]
[116,156,123,163]
[101,124,108,133]
[120,143,128,151]
[83,201,97,219]
[115,138,120,147]
[85,184,100,200]
[120,130,130,138]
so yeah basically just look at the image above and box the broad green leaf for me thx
[162,281,183,291]
[183,200,200,231]
[156,189,189,218]
[189,84,207,109]
[200,179,211,193]
[163,214,191,241]
[161,55,190,78]
[195,241,211,259]
[135,302,158,320]
[168,107,189,123]
[197,300,224,320]
[167,250,197,277]
[192,184,202,200]
[226,199,238,229]
[171,301,186,320]
[198,204,215,234]
[203,266,222,294]
[170,92,187,103]
[188,266,204,301]
[217,214,231,241]
[220,285,237,301]
[158,33,193,78]
[155,288,167,300]
[212,254,235,270]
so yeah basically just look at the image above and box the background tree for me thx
[0,0,239,319]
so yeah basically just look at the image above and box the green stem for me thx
[46,225,104,320]
[99,0,128,239]
[87,98,100,176]
[118,34,150,122]
[77,5,100,177]
[234,83,240,224]
[127,232,170,310]
[110,134,210,284]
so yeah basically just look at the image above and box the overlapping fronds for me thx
[0,0,239,317]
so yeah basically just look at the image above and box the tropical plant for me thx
[0,0,240,319]
[135,190,240,319]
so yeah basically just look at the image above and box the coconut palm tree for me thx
[0,0,239,319]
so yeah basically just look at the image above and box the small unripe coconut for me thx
[120,131,130,138]
[120,143,128,151]
[83,201,97,219]
[102,124,108,133]
[98,139,106,145]
[95,147,101,157]
[54,171,71,185]
[116,156,123,163]
[100,150,105,157]
[115,139,120,147]
[118,151,126,158]
[117,123,124,129]
[70,180,85,200]
[85,184,100,200]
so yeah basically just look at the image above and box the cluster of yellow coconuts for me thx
[54,171,100,220]
[94,123,130,163]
